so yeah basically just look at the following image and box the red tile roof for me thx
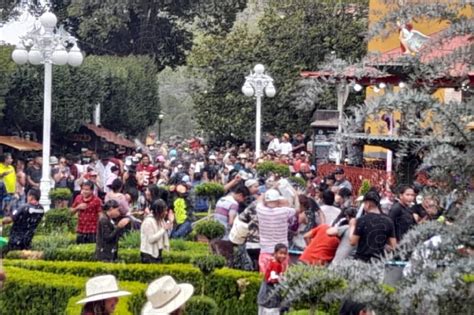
[84,124,135,148]
[0,136,42,151]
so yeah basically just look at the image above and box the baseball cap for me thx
[245,179,258,188]
[209,154,217,160]
[264,189,285,202]
[334,167,344,175]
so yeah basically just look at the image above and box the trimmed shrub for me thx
[289,176,307,188]
[8,240,210,264]
[120,230,141,249]
[194,182,225,200]
[185,296,218,315]
[36,207,77,234]
[194,220,225,240]
[49,188,73,202]
[1,266,145,315]
[4,259,261,315]
[192,255,226,276]
[0,266,83,314]
[256,161,291,178]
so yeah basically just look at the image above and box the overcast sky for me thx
[0,0,50,46]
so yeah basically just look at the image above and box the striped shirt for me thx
[214,195,239,227]
[257,203,296,253]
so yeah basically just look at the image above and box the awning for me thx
[0,136,43,151]
[83,124,135,148]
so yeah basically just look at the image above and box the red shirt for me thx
[137,163,157,187]
[299,224,340,265]
[265,259,284,284]
[73,194,102,234]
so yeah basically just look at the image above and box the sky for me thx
[0,0,50,46]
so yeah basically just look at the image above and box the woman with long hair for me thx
[140,199,172,263]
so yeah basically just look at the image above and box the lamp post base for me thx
[39,179,51,211]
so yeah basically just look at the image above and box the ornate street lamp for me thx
[11,10,83,210]
[242,64,276,159]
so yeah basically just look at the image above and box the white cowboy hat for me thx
[141,276,194,315]
[76,275,131,305]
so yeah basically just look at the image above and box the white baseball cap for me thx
[264,189,285,202]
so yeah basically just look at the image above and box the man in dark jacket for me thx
[2,188,44,253]
[95,200,130,262]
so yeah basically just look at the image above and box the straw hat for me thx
[76,275,131,305]
[141,276,194,315]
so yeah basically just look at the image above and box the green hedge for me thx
[4,259,261,315]
[0,267,141,315]
[9,239,210,264]
[185,296,218,315]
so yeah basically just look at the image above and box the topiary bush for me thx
[192,255,226,295]
[185,296,218,315]
[256,161,291,178]
[194,182,225,200]
[194,220,225,241]
[36,208,76,234]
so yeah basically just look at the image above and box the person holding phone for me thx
[96,200,130,262]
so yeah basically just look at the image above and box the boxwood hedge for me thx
[4,259,262,315]
[0,267,143,315]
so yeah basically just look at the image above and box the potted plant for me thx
[49,188,72,209]
[256,161,291,178]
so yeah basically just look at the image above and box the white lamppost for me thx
[242,64,276,160]
[12,10,83,210]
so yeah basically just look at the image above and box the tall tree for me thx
[188,0,368,142]
[2,54,159,138]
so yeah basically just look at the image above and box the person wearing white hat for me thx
[141,275,194,315]
[77,274,131,315]
[256,189,295,273]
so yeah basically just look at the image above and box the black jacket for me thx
[95,214,124,262]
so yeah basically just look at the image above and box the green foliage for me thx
[1,266,144,315]
[194,220,226,240]
[256,161,291,178]
[4,259,261,314]
[192,255,226,276]
[0,267,83,314]
[31,233,76,259]
[119,230,141,249]
[49,188,73,202]
[185,296,218,315]
[2,55,159,137]
[289,176,307,188]
[358,179,371,197]
[36,208,77,234]
[188,0,368,142]
[194,182,225,199]
[278,264,345,314]
[8,239,209,264]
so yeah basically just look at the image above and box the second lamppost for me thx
[158,113,164,141]
[242,64,276,160]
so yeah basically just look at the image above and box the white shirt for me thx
[95,161,114,189]
[267,138,280,152]
[279,142,293,155]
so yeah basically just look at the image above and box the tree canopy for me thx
[1,54,159,138]
[188,0,368,142]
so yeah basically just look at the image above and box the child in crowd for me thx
[95,200,130,262]
[257,243,288,315]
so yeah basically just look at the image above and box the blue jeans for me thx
[171,220,192,238]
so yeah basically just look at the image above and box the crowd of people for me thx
[0,132,457,314]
